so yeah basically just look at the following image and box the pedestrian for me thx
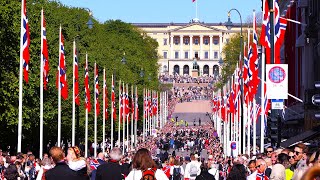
[170,158,184,180]
[66,146,89,179]
[45,146,80,180]
[184,153,201,180]
[126,148,168,180]
[96,147,125,180]
[36,157,52,180]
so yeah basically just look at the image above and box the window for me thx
[163,38,168,45]
[213,39,219,45]
[163,51,167,59]
[214,51,218,59]
[204,51,209,59]
[184,38,189,45]
[204,38,209,45]
[174,38,179,45]
[195,51,199,58]
[194,38,199,45]
[175,51,179,59]
[185,51,189,59]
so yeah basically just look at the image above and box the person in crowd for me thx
[3,164,19,180]
[25,154,38,180]
[170,158,184,180]
[292,143,309,180]
[195,162,215,180]
[227,163,247,180]
[45,146,80,180]
[96,147,125,180]
[247,160,256,175]
[184,153,201,180]
[247,158,268,180]
[66,146,89,179]
[301,166,320,180]
[309,149,320,167]
[126,148,168,180]
[269,153,287,180]
[90,152,106,180]
[288,151,296,170]
[36,157,52,180]
[163,156,175,178]
[266,147,274,158]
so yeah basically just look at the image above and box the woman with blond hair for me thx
[66,146,89,180]
[126,148,168,180]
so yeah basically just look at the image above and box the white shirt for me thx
[208,167,219,180]
[125,168,169,180]
[170,165,184,177]
[184,161,201,180]
[247,170,257,180]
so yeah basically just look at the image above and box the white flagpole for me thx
[18,0,25,153]
[126,84,129,152]
[72,40,76,147]
[143,88,145,142]
[195,0,198,19]
[247,99,251,156]
[118,80,121,147]
[111,74,114,150]
[253,98,257,156]
[134,86,138,147]
[39,9,44,159]
[94,62,97,157]
[122,82,125,154]
[242,42,246,154]
[85,53,88,158]
[157,91,159,128]
[57,26,62,147]
[261,47,266,153]
[102,68,106,153]
[131,85,134,150]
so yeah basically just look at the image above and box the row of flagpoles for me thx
[18,0,169,158]
[212,1,287,156]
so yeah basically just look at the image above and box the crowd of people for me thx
[173,85,214,103]
[159,74,218,84]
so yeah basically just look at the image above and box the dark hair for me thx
[278,153,289,165]
[227,164,247,180]
[132,148,157,170]
[248,160,256,166]
[4,164,19,180]
[296,143,308,154]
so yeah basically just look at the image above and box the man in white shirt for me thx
[184,154,201,180]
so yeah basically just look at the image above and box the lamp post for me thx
[225,8,244,154]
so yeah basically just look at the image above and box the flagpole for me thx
[131,85,134,150]
[253,98,257,155]
[72,40,76,147]
[122,82,125,154]
[85,53,88,158]
[126,84,129,152]
[196,0,198,19]
[134,85,138,147]
[103,68,106,153]
[111,74,114,150]
[156,91,159,128]
[118,80,121,148]
[260,47,266,153]
[94,62,97,157]
[39,9,44,158]
[143,88,145,142]
[57,26,62,147]
[247,99,251,156]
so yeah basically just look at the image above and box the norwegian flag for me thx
[84,54,91,112]
[135,90,139,121]
[21,0,30,83]
[111,74,116,120]
[58,27,68,100]
[260,0,271,64]
[103,69,109,120]
[90,159,100,170]
[256,170,269,180]
[144,90,148,118]
[153,92,158,115]
[125,88,130,116]
[119,84,123,123]
[41,10,49,90]
[73,41,80,105]
[95,63,100,115]
[148,91,152,117]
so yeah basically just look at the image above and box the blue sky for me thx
[59,0,262,24]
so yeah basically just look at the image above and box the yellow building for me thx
[133,19,243,77]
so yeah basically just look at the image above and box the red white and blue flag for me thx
[58,27,68,100]
[84,54,91,112]
[103,69,109,120]
[95,63,100,115]
[21,0,30,83]
[111,74,116,120]
[74,41,80,105]
[90,159,100,170]
[41,10,49,89]
[135,90,139,121]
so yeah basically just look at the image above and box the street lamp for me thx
[121,52,127,64]
[225,8,244,154]
[86,9,94,29]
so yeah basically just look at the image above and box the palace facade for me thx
[133,19,243,77]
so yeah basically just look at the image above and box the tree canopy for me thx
[0,0,159,153]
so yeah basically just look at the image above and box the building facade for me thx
[133,19,243,77]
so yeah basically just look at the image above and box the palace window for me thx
[185,51,189,59]
[174,38,179,45]
[194,38,199,45]
[213,39,219,45]
[163,51,167,59]
[175,51,179,59]
[214,51,218,59]
[184,38,189,45]
[204,38,209,45]
[163,38,168,45]
[204,51,209,59]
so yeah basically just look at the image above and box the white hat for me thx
[208,155,213,160]
[194,154,199,159]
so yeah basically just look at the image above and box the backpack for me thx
[189,163,198,177]
[172,167,181,180]
[141,168,157,180]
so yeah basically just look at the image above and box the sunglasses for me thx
[267,151,273,153]
[255,165,261,168]
[289,156,294,159]
[294,151,302,155]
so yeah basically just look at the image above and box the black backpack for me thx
[172,167,181,180]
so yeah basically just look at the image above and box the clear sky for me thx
[59,0,262,24]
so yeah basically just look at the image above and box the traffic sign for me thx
[230,142,236,150]
[271,99,284,110]
[266,64,288,99]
